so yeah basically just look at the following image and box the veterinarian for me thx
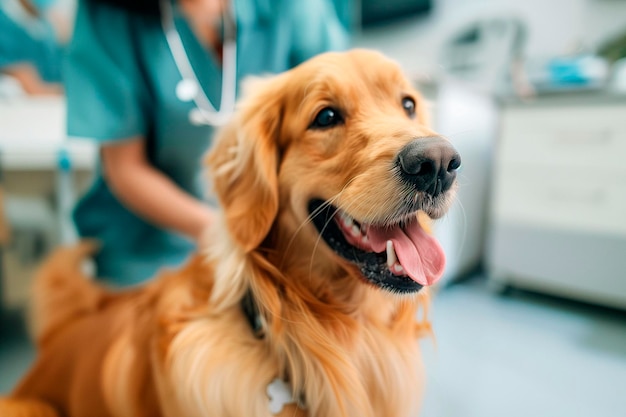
[65,0,349,286]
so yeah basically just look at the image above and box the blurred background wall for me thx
[356,0,626,76]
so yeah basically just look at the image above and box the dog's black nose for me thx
[397,137,461,196]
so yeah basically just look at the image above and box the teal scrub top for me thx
[65,0,349,286]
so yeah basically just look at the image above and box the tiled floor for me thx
[1,276,625,416]
[419,277,626,417]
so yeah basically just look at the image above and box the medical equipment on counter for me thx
[524,55,609,93]
[439,15,527,95]
[160,0,237,126]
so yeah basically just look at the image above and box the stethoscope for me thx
[160,0,237,126]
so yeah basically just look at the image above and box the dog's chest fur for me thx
[155,283,424,417]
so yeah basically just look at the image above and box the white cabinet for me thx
[487,95,626,309]
[0,97,96,309]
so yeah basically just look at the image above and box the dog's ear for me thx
[207,76,284,253]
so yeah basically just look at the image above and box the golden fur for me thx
[1,49,455,417]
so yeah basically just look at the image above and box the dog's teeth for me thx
[386,241,405,274]
[340,212,354,228]
[351,225,361,237]
[361,234,369,244]
[386,240,398,269]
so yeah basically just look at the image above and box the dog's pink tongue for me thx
[367,221,445,286]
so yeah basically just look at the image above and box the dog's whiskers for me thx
[449,195,467,260]
[281,197,338,267]
[302,173,369,280]
[281,174,366,267]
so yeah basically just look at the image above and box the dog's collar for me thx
[241,290,307,413]
[241,288,266,339]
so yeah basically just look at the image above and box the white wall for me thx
[354,0,626,79]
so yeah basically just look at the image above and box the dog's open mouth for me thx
[308,199,445,294]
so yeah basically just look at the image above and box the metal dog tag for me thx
[267,378,295,414]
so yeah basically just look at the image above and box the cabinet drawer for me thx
[492,165,626,237]
[499,104,626,169]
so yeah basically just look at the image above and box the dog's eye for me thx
[402,97,416,118]
[310,107,343,129]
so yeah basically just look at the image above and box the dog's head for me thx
[208,49,460,295]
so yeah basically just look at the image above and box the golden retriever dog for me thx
[0,49,460,417]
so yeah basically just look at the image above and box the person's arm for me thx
[1,64,62,95]
[101,138,214,241]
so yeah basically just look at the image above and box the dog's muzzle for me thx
[397,137,461,197]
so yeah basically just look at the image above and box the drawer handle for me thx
[544,187,606,205]
[552,130,613,146]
